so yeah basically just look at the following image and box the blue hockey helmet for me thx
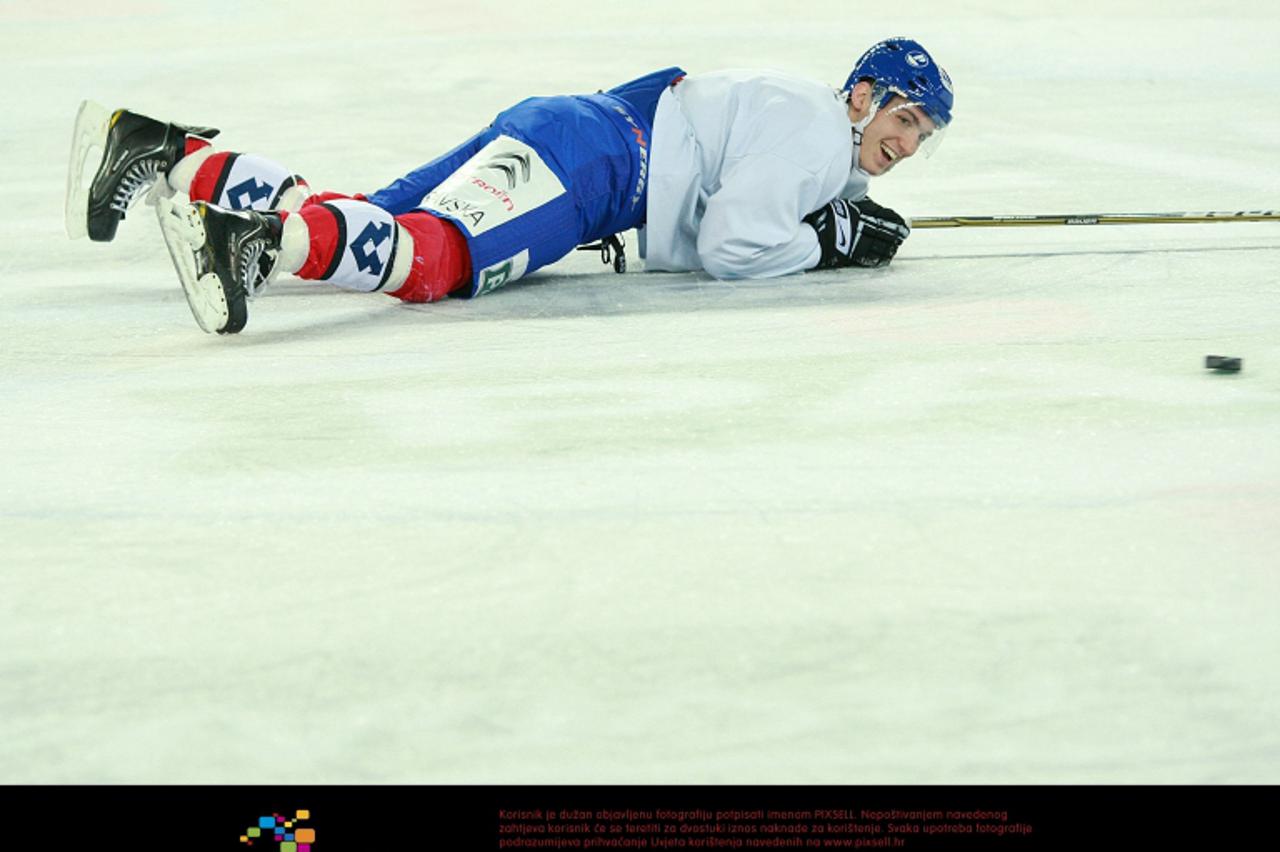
[844,37,954,155]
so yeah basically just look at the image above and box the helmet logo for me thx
[905,50,930,68]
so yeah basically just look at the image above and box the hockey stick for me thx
[910,210,1280,229]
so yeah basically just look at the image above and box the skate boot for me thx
[156,198,283,334]
[66,100,219,241]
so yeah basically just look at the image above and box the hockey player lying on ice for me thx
[66,37,953,334]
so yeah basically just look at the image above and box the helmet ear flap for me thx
[871,83,897,113]
[847,80,893,119]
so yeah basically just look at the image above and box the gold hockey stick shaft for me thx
[909,211,1280,229]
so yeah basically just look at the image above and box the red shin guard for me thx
[292,204,344,281]
[187,151,233,204]
[184,136,212,158]
[386,212,472,303]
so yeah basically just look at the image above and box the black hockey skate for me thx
[65,100,219,241]
[156,199,283,334]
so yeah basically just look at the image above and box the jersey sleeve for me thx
[695,152,824,279]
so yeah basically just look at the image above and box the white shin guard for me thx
[169,150,310,213]
[282,201,412,293]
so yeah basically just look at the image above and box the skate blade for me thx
[65,99,113,240]
[157,197,228,334]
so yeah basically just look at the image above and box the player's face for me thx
[849,90,938,176]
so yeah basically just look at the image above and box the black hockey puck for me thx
[1205,355,1242,373]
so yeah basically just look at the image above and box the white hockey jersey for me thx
[639,70,869,278]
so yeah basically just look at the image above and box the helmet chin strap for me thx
[849,93,877,177]
[847,83,885,147]
[852,110,874,143]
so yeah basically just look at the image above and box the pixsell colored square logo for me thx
[239,809,315,851]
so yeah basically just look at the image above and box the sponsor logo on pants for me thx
[421,136,565,238]
[475,250,530,296]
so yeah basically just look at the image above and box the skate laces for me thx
[110,159,164,214]
[238,240,275,300]
[240,240,268,300]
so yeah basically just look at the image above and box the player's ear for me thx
[847,80,873,117]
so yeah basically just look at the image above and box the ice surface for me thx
[2,0,1278,783]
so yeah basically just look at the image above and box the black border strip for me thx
[271,174,298,210]
[318,201,347,281]
[0,784,1274,851]
[374,221,400,291]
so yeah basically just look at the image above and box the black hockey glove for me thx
[803,197,910,269]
